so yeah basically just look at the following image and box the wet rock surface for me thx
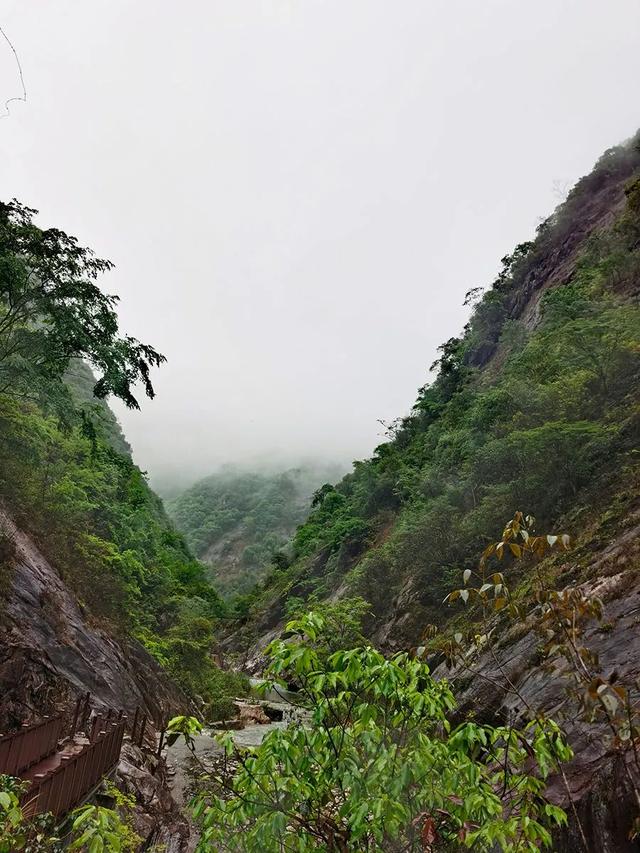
[0,507,191,730]
[116,742,191,853]
[163,718,289,851]
[433,513,640,851]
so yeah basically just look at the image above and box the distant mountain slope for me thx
[167,464,343,598]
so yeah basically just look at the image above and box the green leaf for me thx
[89,834,104,853]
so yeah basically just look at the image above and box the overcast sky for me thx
[1,1,639,490]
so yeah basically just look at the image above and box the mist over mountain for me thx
[167,462,345,598]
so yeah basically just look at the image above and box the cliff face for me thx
[433,500,640,852]
[242,133,640,654]
[0,506,189,731]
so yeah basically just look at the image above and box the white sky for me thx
[1,0,639,490]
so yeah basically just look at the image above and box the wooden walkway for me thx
[0,696,152,818]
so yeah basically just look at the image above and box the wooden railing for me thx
[22,719,126,818]
[0,697,156,819]
[0,716,64,776]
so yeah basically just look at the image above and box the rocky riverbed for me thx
[162,692,299,851]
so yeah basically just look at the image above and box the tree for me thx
[0,199,165,408]
[194,612,569,852]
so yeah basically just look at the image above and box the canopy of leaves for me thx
[195,612,569,852]
[0,199,165,410]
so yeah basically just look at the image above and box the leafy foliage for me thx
[0,199,165,410]
[194,612,570,852]
[68,803,140,853]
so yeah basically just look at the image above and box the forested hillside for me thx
[168,464,342,599]
[0,200,243,722]
[238,132,640,652]
[215,132,640,849]
[3,130,640,850]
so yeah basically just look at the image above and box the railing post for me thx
[80,692,91,735]
[60,753,77,816]
[70,748,88,809]
[13,725,28,775]
[138,713,147,747]
[51,760,70,817]
[130,707,139,744]
[34,773,52,816]
[90,714,104,745]
[70,695,82,738]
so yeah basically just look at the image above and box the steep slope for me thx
[239,131,640,651]
[0,197,255,733]
[0,505,188,730]
[231,131,640,848]
[168,464,343,599]
[433,495,640,852]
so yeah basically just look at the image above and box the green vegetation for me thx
[444,511,640,838]
[0,774,137,853]
[168,464,342,599]
[242,133,640,638]
[0,199,164,411]
[68,801,140,853]
[193,611,570,852]
[0,199,243,714]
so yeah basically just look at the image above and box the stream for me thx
[164,681,296,810]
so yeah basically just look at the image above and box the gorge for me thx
[1,129,640,851]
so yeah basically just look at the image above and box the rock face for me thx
[235,701,271,726]
[0,506,190,730]
[116,741,191,853]
[433,508,640,851]
[0,505,197,850]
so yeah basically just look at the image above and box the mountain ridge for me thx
[168,463,344,599]
[235,131,640,655]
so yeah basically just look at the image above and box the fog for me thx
[1,1,639,491]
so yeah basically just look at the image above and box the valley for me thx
[1,120,640,852]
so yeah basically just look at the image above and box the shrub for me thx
[194,613,569,852]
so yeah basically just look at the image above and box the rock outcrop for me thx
[0,506,190,730]
[432,507,640,850]
[0,505,195,850]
